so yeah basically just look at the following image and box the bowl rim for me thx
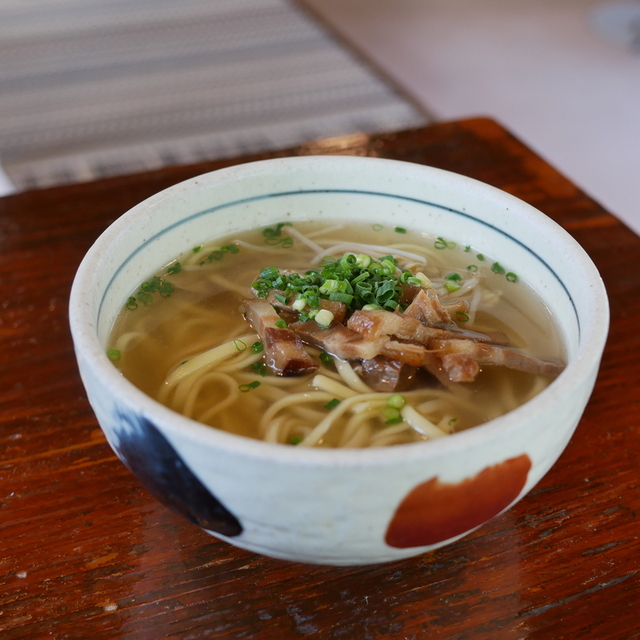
[69,155,610,467]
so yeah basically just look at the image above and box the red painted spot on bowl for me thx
[385,454,532,548]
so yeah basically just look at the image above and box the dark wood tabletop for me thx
[1,117,639,640]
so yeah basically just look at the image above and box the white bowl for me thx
[69,156,608,565]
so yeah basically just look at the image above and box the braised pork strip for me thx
[241,299,318,376]
[246,267,564,388]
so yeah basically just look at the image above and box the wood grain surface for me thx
[1,118,639,640]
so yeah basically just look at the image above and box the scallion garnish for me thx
[107,349,121,361]
[314,309,334,328]
[126,276,174,309]
[239,381,261,392]
[394,226,407,234]
[435,237,456,250]
[491,262,506,275]
[387,394,406,409]
[234,339,247,351]
[319,352,334,366]
[263,222,293,247]
[324,398,341,410]
[166,261,182,275]
[274,318,287,329]
[382,407,402,424]
[251,362,269,376]
[506,272,518,283]
[251,251,426,314]
[251,341,264,353]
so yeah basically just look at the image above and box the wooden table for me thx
[2,118,639,639]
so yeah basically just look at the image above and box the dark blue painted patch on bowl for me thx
[112,409,243,537]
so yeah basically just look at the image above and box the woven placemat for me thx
[0,0,427,191]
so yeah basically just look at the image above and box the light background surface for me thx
[2,0,639,238]
[301,0,640,235]
[0,0,425,192]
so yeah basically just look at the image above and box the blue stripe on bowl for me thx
[100,188,578,332]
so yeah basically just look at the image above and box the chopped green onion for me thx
[263,222,292,237]
[413,272,432,288]
[251,341,264,353]
[166,261,182,275]
[355,254,371,268]
[387,394,406,409]
[289,436,303,445]
[107,349,121,361]
[274,318,287,329]
[137,292,153,305]
[319,352,334,366]
[251,362,269,376]
[251,249,431,315]
[234,339,247,351]
[324,398,341,410]
[394,226,407,234]
[467,265,478,272]
[263,222,293,246]
[464,245,471,253]
[477,254,485,261]
[260,266,279,279]
[314,309,334,327]
[125,297,138,311]
[372,224,383,231]
[239,381,261,392]
[444,272,462,281]
[435,237,456,250]
[444,281,461,293]
[383,407,401,420]
[328,292,353,305]
[192,245,202,253]
[506,272,519,283]
[319,279,340,294]
[491,262,506,275]
[456,311,470,323]
[382,407,402,424]
[292,297,307,312]
[380,258,397,273]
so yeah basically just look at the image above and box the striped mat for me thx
[0,0,427,192]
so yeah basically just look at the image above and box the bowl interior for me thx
[71,155,608,465]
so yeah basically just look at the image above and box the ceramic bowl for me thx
[69,156,608,565]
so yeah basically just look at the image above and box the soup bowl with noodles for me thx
[69,155,608,565]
